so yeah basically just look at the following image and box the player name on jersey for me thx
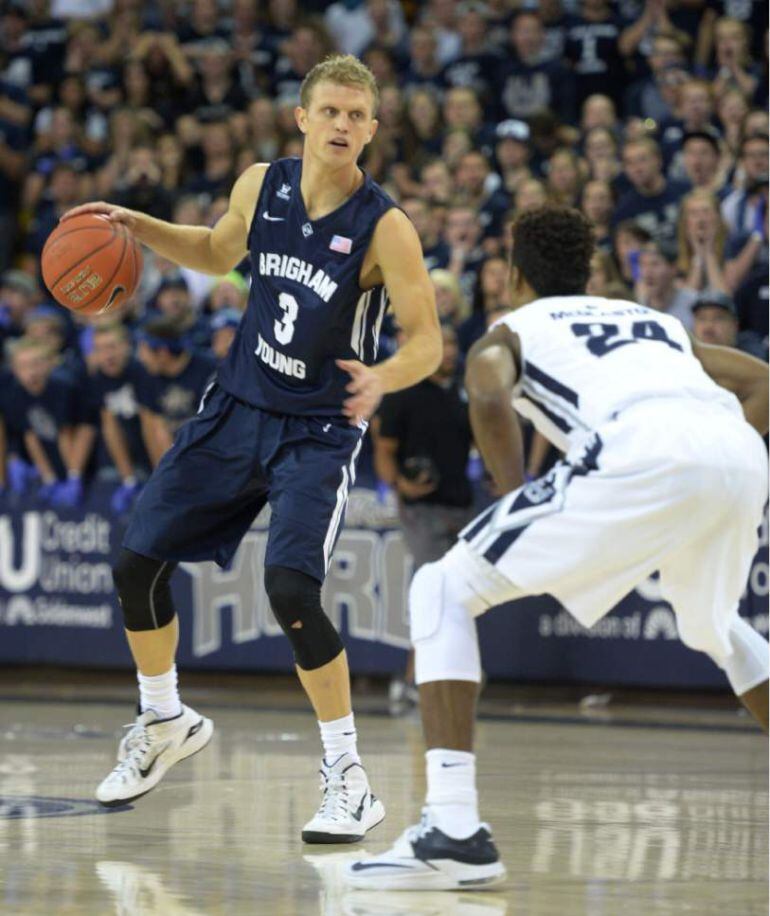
[547,303,650,320]
[258,252,338,303]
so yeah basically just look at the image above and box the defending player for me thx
[61,55,441,841]
[347,206,769,889]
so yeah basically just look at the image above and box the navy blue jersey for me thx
[92,358,154,471]
[218,158,397,417]
[140,352,217,434]
[3,374,80,478]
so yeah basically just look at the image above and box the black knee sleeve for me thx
[264,565,343,670]
[113,548,177,631]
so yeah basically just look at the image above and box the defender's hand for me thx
[337,359,385,426]
[60,202,139,231]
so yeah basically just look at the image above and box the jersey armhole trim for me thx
[246,161,278,252]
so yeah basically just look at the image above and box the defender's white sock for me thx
[319,712,360,763]
[425,748,481,839]
[137,665,182,720]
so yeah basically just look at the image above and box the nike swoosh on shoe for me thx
[350,794,368,822]
[139,753,162,779]
[186,719,205,741]
[350,862,415,872]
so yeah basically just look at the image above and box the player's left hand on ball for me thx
[337,359,384,426]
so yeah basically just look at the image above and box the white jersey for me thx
[496,295,741,451]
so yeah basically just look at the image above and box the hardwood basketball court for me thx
[0,675,766,915]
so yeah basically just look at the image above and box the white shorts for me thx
[449,399,768,664]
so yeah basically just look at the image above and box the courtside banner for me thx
[0,484,766,688]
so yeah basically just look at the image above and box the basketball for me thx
[41,213,143,316]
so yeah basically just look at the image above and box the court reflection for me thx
[531,768,768,883]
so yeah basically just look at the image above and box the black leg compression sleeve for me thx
[264,565,343,670]
[113,548,177,631]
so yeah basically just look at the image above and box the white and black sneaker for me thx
[302,753,385,844]
[96,705,213,807]
[345,808,506,891]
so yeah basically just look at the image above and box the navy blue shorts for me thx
[123,384,364,582]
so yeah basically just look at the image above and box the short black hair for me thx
[511,206,594,297]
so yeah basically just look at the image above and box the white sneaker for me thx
[302,753,385,844]
[96,705,213,807]
[345,808,506,891]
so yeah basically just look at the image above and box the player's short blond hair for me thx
[300,54,379,115]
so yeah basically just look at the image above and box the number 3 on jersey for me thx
[274,292,299,345]
[571,320,683,357]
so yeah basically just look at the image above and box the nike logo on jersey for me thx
[263,211,285,222]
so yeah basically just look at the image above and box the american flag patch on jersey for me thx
[330,235,352,254]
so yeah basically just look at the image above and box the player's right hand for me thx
[59,202,139,231]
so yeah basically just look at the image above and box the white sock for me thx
[425,748,480,839]
[319,713,360,763]
[137,665,182,720]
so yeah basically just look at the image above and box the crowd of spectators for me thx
[0,0,767,512]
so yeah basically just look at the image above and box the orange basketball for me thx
[41,213,143,316]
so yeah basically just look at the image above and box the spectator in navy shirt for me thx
[0,80,28,272]
[724,187,768,343]
[401,26,444,94]
[441,87,497,159]
[402,197,450,272]
[565,0,626,109]
[5,337,94,505]
[711,17,762,103]
[624,31,689,124]
[660,78,721,168]
[178,0,231,58]
[112,145,175,223]
[443,205,488,301]
[494,119,533,196]
[581,178,615,250]
[137,316,217,445]
[27,161,83,256]
[613,137,689,243]
[454,150,511,242]
[23,106,88,214]
[677,131,727,195]
[721,134,769,236]
[186,38,248,119]
[440,2,502,108]
[0,270,41,357]
[500,11,575,124]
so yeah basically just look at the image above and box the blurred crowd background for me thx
[0,0,767,519]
